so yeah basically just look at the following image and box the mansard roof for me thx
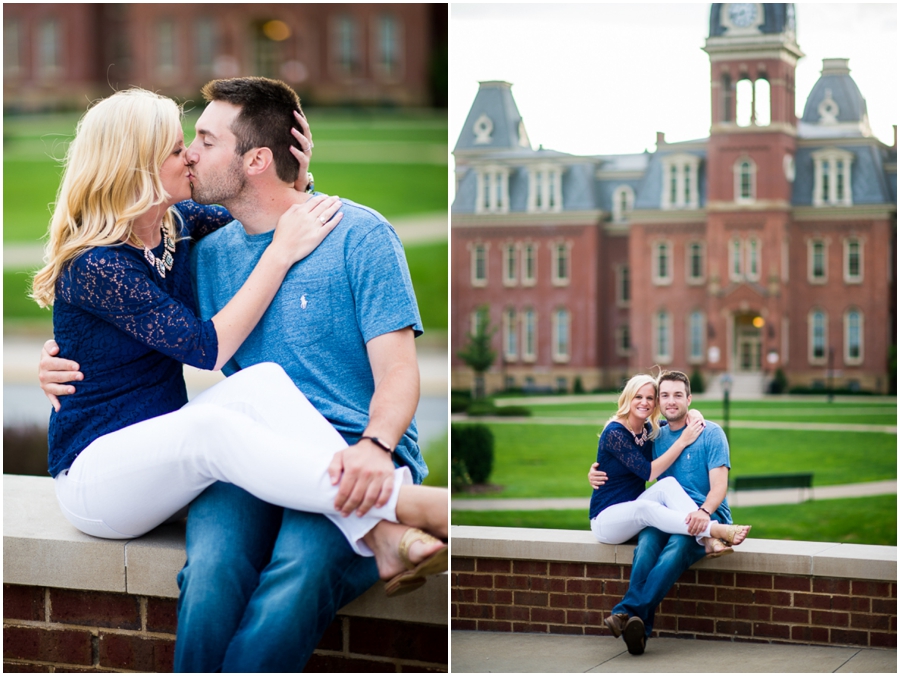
[454,81,531,154]
[800,59,871,136]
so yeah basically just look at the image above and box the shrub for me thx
[466,400,497,417]
[573,376,585,394]
[451,394,471,414]
[451,456,472,493]
[769,368,788,394]
[451,424,495,484]
[690,368,705,394]
[493,405,531,417]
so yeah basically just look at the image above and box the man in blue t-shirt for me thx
[589,370,732,655]
[39,78,441,672]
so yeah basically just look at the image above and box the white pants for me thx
[54,362,411,556]
[590,476,717,545]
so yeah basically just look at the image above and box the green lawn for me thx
[451,494,897,546]
[422,430,448,488]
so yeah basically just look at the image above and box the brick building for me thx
[3,3,446,110]
[451,3,897,395]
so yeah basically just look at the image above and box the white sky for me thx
[449,2,897,197]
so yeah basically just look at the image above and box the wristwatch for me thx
[360,435,393,455]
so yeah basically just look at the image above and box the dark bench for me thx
[731,473,814,491]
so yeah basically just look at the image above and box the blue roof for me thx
[454,81,529,153]
[792,144,893,206]
[801,65,869,125]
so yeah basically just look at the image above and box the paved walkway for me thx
[451,630,897,673]
[451,480,898,511]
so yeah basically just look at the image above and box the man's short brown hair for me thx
[201,77,303,183]
[658,370,691,397]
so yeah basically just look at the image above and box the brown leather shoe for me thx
[623,616,646,655]
[603,612,629,638]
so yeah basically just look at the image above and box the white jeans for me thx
[590,476,716,545]
[54,362,411,556]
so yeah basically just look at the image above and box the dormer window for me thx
[812,148,853,206]
[475,166,510,214]
[528,165,563,213]
[612,185,634,223]
[661,154,700,209]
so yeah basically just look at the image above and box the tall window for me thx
[552,242,570,286]
[661,154,700,209]
[38,19,62,76]
[655,311,672,363]
[844,237,863,283]
[688,311,705,362]
[612,185,634,223]
[553,309,571,362]
[729,238,743,281]
[736,78,753,127]
[721,73,732,123]
[476,168,509,214]
[502,243,517,286]
[333,15,361,76]
[616,265,630,306]
[746,237,760,281]
[808,239,827,283]
[4,20,21,76]
[471,243,487,286]
[687,242,705,283]
[503,308,518,361]
[813,149,853,206]
[522,308,536,361]
[734,158,756,203]
[522,243,536,285]
[809,310,827,363]
[374,14,402,79]
[194,18,216,74]
[616,325,631,356]
[653,242,672,285]
[156,19,178,74]
[844,309,863,364]
[754,78,771,126]
[529,167,562,213]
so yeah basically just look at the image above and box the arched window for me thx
[746,237,760,281]
[754,77,771,126]
[734,157,756,203]
[553,308,570,362]
[809,310,827,363]
[687,242,705,283]
[844,309,863,364]
[736,78,753,127]
[729,238,743,281]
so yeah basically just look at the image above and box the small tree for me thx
[457,305,496,399]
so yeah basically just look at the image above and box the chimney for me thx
[656,131,666,147]
[821,58,851,76]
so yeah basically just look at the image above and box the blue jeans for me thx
[174,482,379,672]
[612,527,706,638]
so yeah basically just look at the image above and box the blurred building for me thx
[3,3,446,110]
[452,3,897,395]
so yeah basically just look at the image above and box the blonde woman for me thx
[31,88,447,595]
[588,374,750,556]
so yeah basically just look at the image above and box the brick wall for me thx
[3,585,448,673]
[451,557,897,649]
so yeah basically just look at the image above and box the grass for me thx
[422,430,448,488]
[405,241,447,331]
[451,494,897,546]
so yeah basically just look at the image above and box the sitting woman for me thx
[30,88,446,596]
[589,374,750,557]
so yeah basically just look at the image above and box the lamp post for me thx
[720,373,733,442]
[827,346,835,403]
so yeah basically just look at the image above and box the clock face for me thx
[728,3,758,28]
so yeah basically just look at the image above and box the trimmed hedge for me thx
[451,424,494,485]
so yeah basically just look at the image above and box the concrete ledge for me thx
[450,525,897,581]
[4,474,447,625]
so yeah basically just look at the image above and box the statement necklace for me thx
[131,225,176,279]
[624,419,649,447]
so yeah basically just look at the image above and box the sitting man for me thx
[39,76,447,672]
[589,370,734,655]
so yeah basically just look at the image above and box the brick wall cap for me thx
[4,474,447,625]
[450,525,896,581]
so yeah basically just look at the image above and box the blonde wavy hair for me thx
[602,373,662,440]
[31,88,184,307]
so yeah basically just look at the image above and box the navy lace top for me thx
[47,201,233,477]
[588,421,653,519]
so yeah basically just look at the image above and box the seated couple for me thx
[587,371,751,656]
[35,77,447,672]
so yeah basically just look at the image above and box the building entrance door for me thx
[733,314,762,372]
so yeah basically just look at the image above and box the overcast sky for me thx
[449,3,897,196]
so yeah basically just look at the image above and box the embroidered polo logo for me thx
[300,294,308,309]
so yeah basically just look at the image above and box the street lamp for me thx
[720,373,733,442]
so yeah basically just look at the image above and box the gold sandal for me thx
[704,537,734,559]
[384,528,448,597]
[720,524,752,546]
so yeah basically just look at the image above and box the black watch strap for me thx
[360,435,393,454]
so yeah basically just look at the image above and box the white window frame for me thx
[503,307,518,362]
[729,237,744,282]
[661,153,700,210]
[37,18,63,77]
[843,309,863,365]
[686,241,705,285]
[745,237,761,282]
[611,185,635,223]
[653,241,673,286]
[843,237,863,284]
[475,165,510,214]
[688,310,706,363]
[552,308,571,363]
[522,308,537,362]
[551,241,571,287]
[615,264,630,307]
[808,309,828,365]
[521,242,537,286]
[470,242,488,287]
[528,165,563,213]
[654,311,673,364]
[734,156,756,204]
[807,238,828,284]
[812,148,853,207]
[502,242,518,287]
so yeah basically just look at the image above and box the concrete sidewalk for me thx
[451,630,897,673]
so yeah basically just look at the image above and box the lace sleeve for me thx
[603,424,652,481]
[173,201,233,241]
[59,249,218,369]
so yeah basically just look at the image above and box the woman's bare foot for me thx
[363,521,446,581]
[395,485,448,540]
[711,523,751,546]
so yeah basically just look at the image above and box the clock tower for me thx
[701,4,803,382]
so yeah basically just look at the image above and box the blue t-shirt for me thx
[48,201,233,477]
[589,422,653,519]
[655,420,732,525]
[190,198,427,483]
